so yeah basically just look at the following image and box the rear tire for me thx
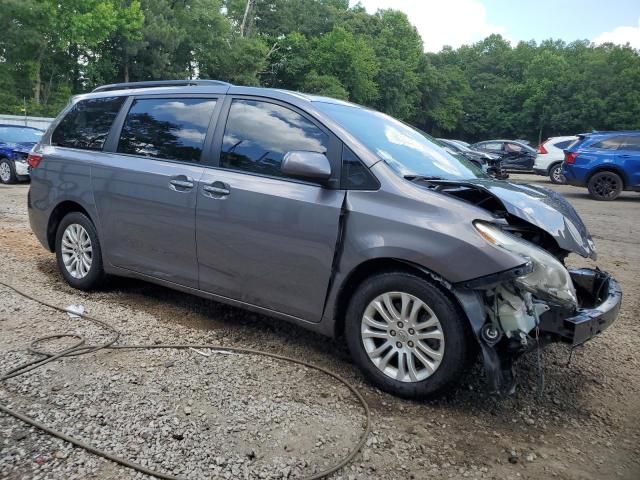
[345,272,471,399]
[55,212,105,290]
[587,171,623,201]
[549,163,566,184]
[0,159,17,184]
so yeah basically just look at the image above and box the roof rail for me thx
[92,79,232,93]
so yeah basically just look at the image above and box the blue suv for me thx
[563,131,640,200]
[0,124,44,184]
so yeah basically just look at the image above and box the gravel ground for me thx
[1,175,639,480]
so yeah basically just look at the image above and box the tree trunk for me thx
[240,0,255,37]
[124,56,130,83]
[33,49,44,105]
[538,125,543,146]
[70,44,80,92]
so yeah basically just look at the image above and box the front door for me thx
[617,136,640,187]
[502,142,533,170]
[92,96,219,288]
[196,98,344,321]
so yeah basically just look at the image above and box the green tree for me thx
[309,26,379,104]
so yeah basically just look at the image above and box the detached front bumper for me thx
[539,268,622,345]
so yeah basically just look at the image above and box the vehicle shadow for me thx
[560,191,640,202]
[34,256,353,364]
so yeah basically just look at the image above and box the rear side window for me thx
[590,136,624,150]
[480,142,503,151]
[117,98,217,163]
[620,136,640,151]
[52,97,125,151]
[220,99,329,179]
[342,146,379,190]
[553,139,573,149]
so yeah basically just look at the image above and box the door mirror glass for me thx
[281,151,331,181]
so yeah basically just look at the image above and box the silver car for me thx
[27,80,621,398]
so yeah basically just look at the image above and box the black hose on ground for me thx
[0,280,371,480]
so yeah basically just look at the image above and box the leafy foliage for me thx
[0,0,639,142]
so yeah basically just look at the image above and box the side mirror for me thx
[281,151,331,182]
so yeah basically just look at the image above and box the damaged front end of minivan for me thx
[433,180,623,393]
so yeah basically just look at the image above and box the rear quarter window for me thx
[590,136,625,150]
[553,139,573,149]
[480,142,503,151]
[51,97,125,151]
[620,136,640,151]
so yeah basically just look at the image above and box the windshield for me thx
[315,102,484,180]
[0,126,43,143]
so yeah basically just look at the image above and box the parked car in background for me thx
[448,139,470,148]
[471,139,537,171]
[28,80,621,399]
[0,125,43,184]
[533,135,578,184]
[438,138,507,179]
[563,131,640,200]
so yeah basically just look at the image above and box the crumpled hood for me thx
[429,178,597,259]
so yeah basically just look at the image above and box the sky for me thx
[352,0,640,52]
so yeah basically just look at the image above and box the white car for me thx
[533,136,578,184]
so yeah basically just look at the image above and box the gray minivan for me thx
[28,80,621,398]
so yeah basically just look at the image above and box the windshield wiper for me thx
[404,175,446,182]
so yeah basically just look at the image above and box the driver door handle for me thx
[169,176,195,191]
[203,185,230,195]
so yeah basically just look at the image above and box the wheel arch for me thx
[46,201,94,251]
[587,165,628,188]
[332,258,475,339]
[546,160,563,174]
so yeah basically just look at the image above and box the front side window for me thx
[591,136,624,150]
[505,143,523,153]
[220,99,329,179]
[52,97,125,151]
[117,98,217,162]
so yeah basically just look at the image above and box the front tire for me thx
[0,159,17,184]
[549,163,566,184]
[55,212,105,290]
[345,272,471,399]
[587,171,623,201]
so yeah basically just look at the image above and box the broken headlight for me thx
[474,221,577,309]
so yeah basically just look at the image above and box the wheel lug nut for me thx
[390,330,396,336]
[396,342,402,348]
[397,322,404,328]
[408,328,415,335]
[408,341,414,347]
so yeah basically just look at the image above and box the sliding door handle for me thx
[203,185,230,195]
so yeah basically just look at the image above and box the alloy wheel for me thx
[361,292,445,383]
[551,165,565,183]
[0,162,11,183]
[61,224,93,279]
[593,174,619,199]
